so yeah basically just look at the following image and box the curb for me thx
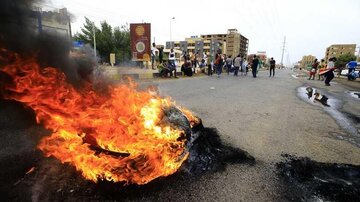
[108,72,184,81]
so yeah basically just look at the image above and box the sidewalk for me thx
[100,65,195,81]
[294,68,360,90]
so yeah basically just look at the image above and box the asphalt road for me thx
[148,68,360,201]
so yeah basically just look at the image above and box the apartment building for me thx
[300,55,316,68]
[325,44,356,62]
[166,29,248,59]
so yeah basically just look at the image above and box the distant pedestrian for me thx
[317,59,326,80]
[158,47,164,64]
[233,54,242,76]
[346,60,357,74]
[241,58,248,76]
[226,55,233,74]
[207,53,212,76]
[151,43,157,70]
[308,59,319,80]
[251,55,259,78]
[214,53,222,78]
[269,57,276,77]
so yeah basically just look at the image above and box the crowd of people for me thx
[206,54,277,78]
[151,43,281,79]
[307,57,341,86]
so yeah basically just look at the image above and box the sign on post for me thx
[130,23,151,62]
[110,53,115,66]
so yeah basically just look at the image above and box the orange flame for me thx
[0,50,196,185]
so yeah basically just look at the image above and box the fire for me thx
[0,49,196,185]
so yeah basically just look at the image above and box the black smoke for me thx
[0,0,95,87]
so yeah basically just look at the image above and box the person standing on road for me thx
[214,53,222,78]
[207,53,213,76]
[226,55,233,75]
[158,47,164,64]
[308,58,319,80]
[269,57,276,77]
[151,43,157,70]
[317,59,326,81]
[233,54,242,76]
[241,58,248,76]
[251,55,259,78]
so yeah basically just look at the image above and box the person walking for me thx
[233,54,242,76]
[308,59,319,80]
[251,55,259,78]
[269,57,276,77]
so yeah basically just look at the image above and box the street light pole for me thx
[170,17,175,47]
[92,22,97,61]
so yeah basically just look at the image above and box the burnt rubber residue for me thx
[277,154,360,202]
[182,127,255,174]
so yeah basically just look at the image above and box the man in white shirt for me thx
[324,57,336,86]
[168,49,177,78]
[151,43,158,70]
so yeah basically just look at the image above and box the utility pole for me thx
[281,36,286,68]
[170,17,175,47]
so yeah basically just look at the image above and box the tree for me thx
[74,17,97,46]
[74,17,131,64]
[114,25,131,63]
[335,53,356,69]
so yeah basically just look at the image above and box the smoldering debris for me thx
[277,154,360,202]
[182,127,255,174]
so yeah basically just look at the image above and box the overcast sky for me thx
[46,0,360,64]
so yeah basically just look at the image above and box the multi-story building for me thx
[300,55,316,68]
[325,44,356,62]
[201,29,248,58]
[31,7,72,39]
[169,36,224,59]
[167,29,248,59]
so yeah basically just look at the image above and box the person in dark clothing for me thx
[323,57,336,86]
[269,57,276,77]
[308,58,319,80]
[181,61,193,76]
[158,47,164,64]
[251,55,259,78]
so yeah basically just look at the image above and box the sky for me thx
[42,0,360,65]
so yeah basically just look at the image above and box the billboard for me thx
[130,23,151,61]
